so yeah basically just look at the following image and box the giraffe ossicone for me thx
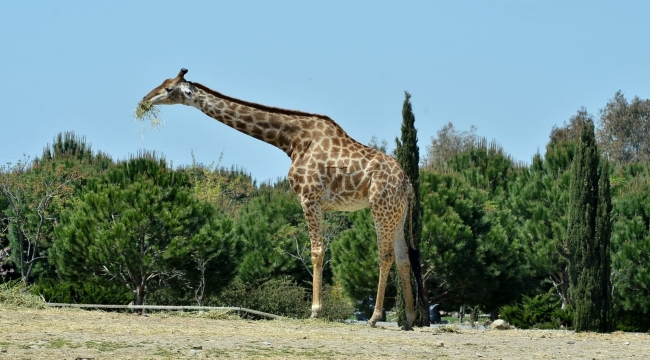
[141,68,425,330]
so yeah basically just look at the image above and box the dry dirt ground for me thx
[1,307,649,359]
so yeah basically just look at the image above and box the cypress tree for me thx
[595,159,613,332]
[395,91,428,326]
[568,114,611,332]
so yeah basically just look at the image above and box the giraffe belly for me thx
[322,197,370,212]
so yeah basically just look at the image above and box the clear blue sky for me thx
[1,1,648,182]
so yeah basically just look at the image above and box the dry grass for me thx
[0,281,46,309]
[0,306,648,359]
[134,101,164,134]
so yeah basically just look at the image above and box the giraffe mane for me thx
[191,82,335,122]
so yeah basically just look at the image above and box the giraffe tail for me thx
[406,183,427,310]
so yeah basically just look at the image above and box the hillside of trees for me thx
[2,91,650,331]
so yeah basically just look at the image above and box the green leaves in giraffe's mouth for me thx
[134,101,164,132]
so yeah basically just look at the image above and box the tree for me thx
[182,153,257,216]
[508,142,575,309]
[331,209,383,301]
[0,132,111,283]
[164,213,243,305]
[419,170,529,313]
[422,122,478,169]
[394,91,427,326]
[423,135,529,315]
[0,158,81,282]
[51,153,241,305]
[595,159,613,331]
[610,163,650,331]
[567,115,611,332]
[597,91,650,165]
[235,180,315,286]
[368,136,389,154]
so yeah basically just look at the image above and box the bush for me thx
[614,310,650,332]
[320,282,355,322]
[500,291,572,329]
[147,287,192,306]
[31,279,133,305]
[210,277,311,319]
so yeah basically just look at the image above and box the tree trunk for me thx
[135,283,146,313]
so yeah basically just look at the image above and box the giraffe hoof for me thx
[310,306,322,319]
[400,325,414,331]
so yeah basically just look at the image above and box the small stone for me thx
[624,341,630,345]
[477,353,483,357]
[192,345,202,350]
[490,319,510,330]
[190,349,197,355]
[540,335,546,339]
[436,341,444,347]
[262,341,271,346]
[567,340,575,344]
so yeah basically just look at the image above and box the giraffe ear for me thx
[180,82,194,98]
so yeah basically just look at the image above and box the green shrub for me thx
[147,287,193,306]
[30,279,75,303]
[31,279,132,305]
[500,291,572,329]
[320,282,355,322]
[210,277,311,319]
[614,310,650,332]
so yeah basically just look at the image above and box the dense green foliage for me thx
[236,181,315,286]
[500,290,573,329]
[31,278,132,305]
[213,277,311,318]
[610,164,650,331]
[331,209,382,301]
[51,154,242,305]
[419,170,529,311]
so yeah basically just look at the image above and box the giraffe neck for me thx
[187,82,324,157]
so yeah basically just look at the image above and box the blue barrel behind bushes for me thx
[429,304,441,324]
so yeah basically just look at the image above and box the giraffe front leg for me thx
[311,247,324,318]
[301,200,324,319]
[368,250,393,327]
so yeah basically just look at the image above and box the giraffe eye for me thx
[165,87,174,92]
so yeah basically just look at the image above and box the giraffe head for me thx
[142,68,195,105]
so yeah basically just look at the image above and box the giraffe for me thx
[142,69,425,330]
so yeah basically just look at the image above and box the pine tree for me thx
[52,153,243,305]
[568,114,611,332]
[395,91,428,326]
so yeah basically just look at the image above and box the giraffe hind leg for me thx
[367,203,415,330]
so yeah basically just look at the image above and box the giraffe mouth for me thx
[143,92,167,104]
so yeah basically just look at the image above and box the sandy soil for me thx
[0,307,648,359]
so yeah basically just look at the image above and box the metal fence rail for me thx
[46,303,282,319]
